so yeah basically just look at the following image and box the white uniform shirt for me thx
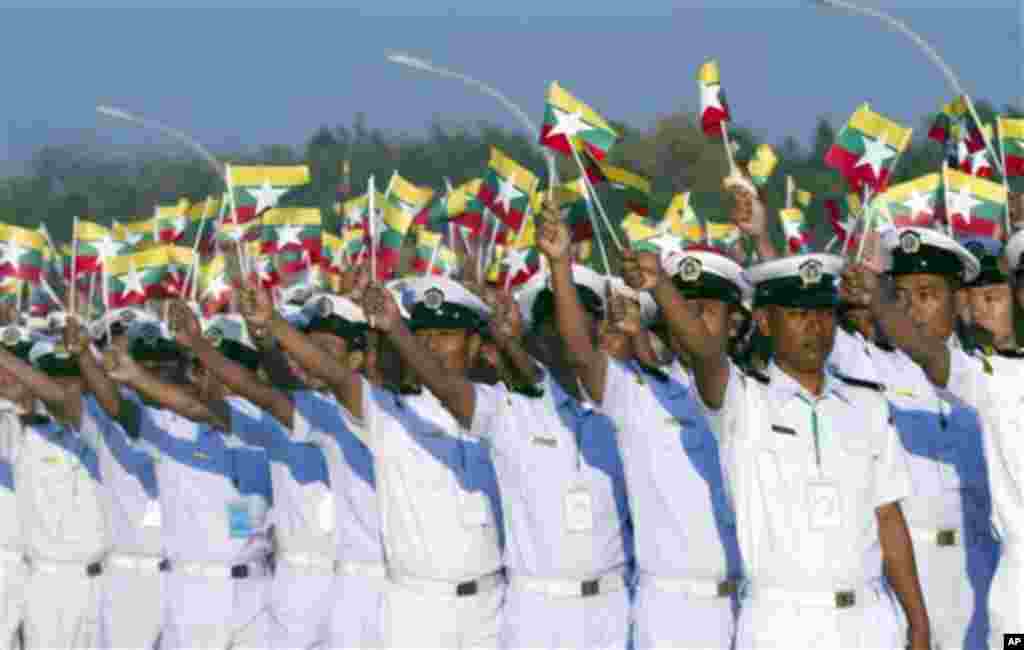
[0,404,22,551]
[354,379,502,582]
[16,417,108,563]
[700,362,911,590]
[601,359,738,580]
[469,371,631,579]
[80,395,162,556]
[226,398,333,557]
[292,390,382,565]
[134,398,272,565]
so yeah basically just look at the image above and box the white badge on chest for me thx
[807,479,842,530]
[565,482,594,533]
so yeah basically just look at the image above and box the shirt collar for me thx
[766,362,851,406]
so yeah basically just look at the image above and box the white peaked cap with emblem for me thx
[1006,228,1024,274]
[881,227,980,283]
[745,253,845,308]
[278,303,310,329]
[28,337,71,364]
[301,292,367,324]
[280,283,316,306]
[671,248,752,306]
[201,313,256,350]
[388,276,489,319]
[0,324,40,348]
[608,276,658,326]
[515,264,609,330]
[90,307,168,342]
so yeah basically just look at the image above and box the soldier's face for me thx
[964,283,1015,346]
[893,274,957,341]
[414,328,480,376]
[758,305,836,375]
[691,298,732,340]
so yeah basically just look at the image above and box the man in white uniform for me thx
[622,247,930,648]
[246,274,505,649]
[847,227,999,650]
[77,319,274,650]
[360,268,634,649]
[536,209,744,650]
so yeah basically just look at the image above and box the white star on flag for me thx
[854,133,896,180]
[121,260,146,299]
[496,173,524,214]
[249,179,290,215]
[649,233,683,255]
[547,107,588,141]
[970,149,991,175]
[0,243,22,270]
[203,273,229,299]
[276,225,304,250]
[947,186,983,223]
[94,236,123,261]
[902,191,934,219]
[700,82,724,112]
[503,248,532,280]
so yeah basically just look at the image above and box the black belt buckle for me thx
[717,580,736,597]
[456,580,478,597]
[937,529,957,547]
[158,559,170,572]
[581,579,600,597]
[86,562,103,578]
[230,565,249,579]
[834,591,855,609]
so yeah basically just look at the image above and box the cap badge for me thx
[798,259,824,287]
[900,231,921,255]
[1,327,20,347]
[318,296,334,318]
[423,288,445,311]
[679,256,703,283]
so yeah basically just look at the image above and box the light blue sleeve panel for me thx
[225,398,274,504]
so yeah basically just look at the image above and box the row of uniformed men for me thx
[0,191,1019,649]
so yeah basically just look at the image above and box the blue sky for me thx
[1,2,1019,170]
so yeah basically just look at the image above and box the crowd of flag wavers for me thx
[0,59,1023,650]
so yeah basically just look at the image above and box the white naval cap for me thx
[745,253,845,309]
[516,264,608,330]
[881,227,981,284]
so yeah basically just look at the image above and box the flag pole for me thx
[998,117,1013,236]
[70,216,79,317]
[786,175,794,209]
[368,176,378,282]
[569,146,624,252]
[720,121,737,174]
[942,161,954,238]
[425,236,440,278]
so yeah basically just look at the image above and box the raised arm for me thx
[362,282,477,430]
[845,263,951,386]
[725,172,777,262]
[536,203,608,402]
[169,300,293,438]
[240,276,363,418]
[0,346,81,427]
[877,502,930,649]
[623,248,730,408]
[104,345,228,431]
[487,289,542,386]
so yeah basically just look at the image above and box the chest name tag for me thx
[141,499,162,528]
[531,435,557,448]
[807,479,842,530]
[228,500,254,539]
[565,486,594,533]
[771,425,797,436]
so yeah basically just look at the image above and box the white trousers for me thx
[0,557,24,650]
[381,580,504,649]
[633,581,736,650]
[498,586,629,650]
[160,573,271,650]
[267,566,334,650]
[328,573,386,650]
[988,544,1024,647]
[734,583,904,649]
[22,564,102,650]
[99,565,163,650]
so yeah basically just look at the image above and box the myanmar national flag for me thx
[552,178,593,242]
[184,196,223,252]
[72,220,127,275]
[260,208,321,260]
[600,163,651,215]
[0,224,47,283]
[622,212,668,254]
[387,173,434,227]
[498,245,540,288]
[825,193,863,245]
[373,200,417,281]
[825,104,912,192]
[662,192,704,246]
[227,164,310,223]
[155,198,192,243]
[540,81,619,162]
[697,60,730,137]
[747,144,778,187]
[412,230,445,275]
[478,148,538,231]
[200,256,233,317]
[779,208,812,254]
[706,221,741,252]
[113,219,157,249]
[943,167,1007,239]
[320,233,346,275]
[247,241,281,290]
[427,179,483,230]
[873,173,942,229]
[1000,116,1024,177]
[928,95,968,144]
[107,248,174,307]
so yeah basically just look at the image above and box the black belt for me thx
[86,562,103,578]
[455,579,478,596]
[230,564,251,579]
